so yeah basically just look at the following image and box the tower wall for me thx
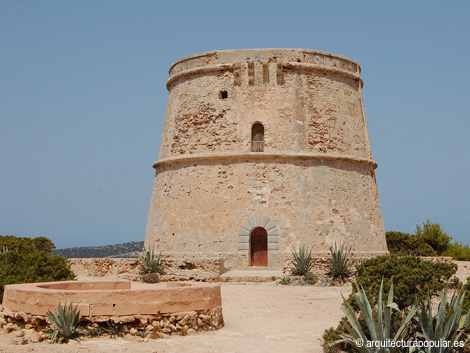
[145,49,388,269]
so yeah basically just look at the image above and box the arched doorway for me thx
[250,227,268,266]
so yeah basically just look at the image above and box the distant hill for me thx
[53,241,144,258]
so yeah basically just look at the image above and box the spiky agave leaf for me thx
[141,246,165,274]
[45,301,80,343]
[290,245,313,276]
[336,279,418,353]
[418,287,470,353]
[327,242,351,279]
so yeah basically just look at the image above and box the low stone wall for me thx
[69,256,225,281]
[282,257,370,275]
[0,306,223,344]
[69,258,142,279]
[69,256,455,281]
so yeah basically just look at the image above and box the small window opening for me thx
[251,123,265,152]
[220,90,228,99]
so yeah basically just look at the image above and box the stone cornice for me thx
[282,62,364,87]
[166,61,363,90]
[152,152,377,169]
[166,63,237,90]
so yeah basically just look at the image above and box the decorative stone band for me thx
[238,216,278,251]
[153,152,378,169]
[166,63,237,90]
[166,61,363,90]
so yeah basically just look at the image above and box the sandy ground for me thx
[0,282,351,353]
[0,261,469,353]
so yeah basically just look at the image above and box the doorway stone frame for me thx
[238,215,278,251]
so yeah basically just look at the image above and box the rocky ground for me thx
[0,261,469,353]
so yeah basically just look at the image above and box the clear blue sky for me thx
[1,1,469,248]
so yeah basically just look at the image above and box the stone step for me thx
[217,269,284,282]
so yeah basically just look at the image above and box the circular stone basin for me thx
[2,280,222,317]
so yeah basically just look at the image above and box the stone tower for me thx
[145,49,388,269]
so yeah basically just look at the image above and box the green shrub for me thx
[0,235,56,253]
[354,256,457,310]
[303,272,317,285]
[0,235,75,302]
[386,231,437,256]
[387,221,466,258]
[385,231,412,256]
[327,243,351,279]
[442,241,470,261]
[416,219,451,255]
[407,235,438,256]
[105,321,123,338]
[44,301,80,343]
[290,245,313,276]
[323,326,349,352]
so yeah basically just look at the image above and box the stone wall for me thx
[71,256,455,280]
[69,258,142,279]
[69,257,225,281]
[0,306,223,344]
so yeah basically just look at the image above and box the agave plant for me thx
[290,245,313,276]
[44,301,80,343]
[417,287,470,353]
[140,246,165,274]
[335,279,418,353]
[105,320,123,338]
[327,242,352,279]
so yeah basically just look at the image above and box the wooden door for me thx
[251,123,264,152]
[250,227,268,266]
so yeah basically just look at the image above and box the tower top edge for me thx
[168,48,361,77]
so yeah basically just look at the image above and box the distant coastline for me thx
[53,241,144,258]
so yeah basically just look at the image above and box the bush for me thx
[386,231,437,256]
[0,235,55,253]
[442,241,470,261]
[354,255,457,310]
[303,272,317,285]
[416,219,451,255]
[0,235,75,302]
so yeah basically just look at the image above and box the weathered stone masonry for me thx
[145,49,388,270]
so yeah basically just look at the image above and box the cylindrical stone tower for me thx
[145,49,388,270]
